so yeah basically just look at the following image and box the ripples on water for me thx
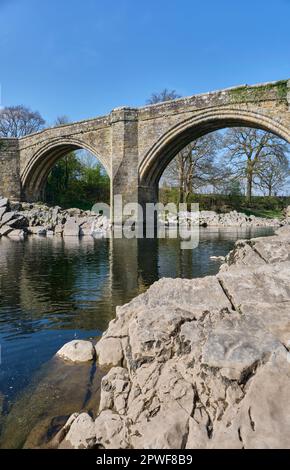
[0,227,274,446]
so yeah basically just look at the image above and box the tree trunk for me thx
[178,155,185,204]
[246,162,253,202]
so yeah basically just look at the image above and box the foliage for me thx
[159,189,290,218]
[45,151,110,210]
[229,80,288,103]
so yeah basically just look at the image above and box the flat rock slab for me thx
[218,261,290,308]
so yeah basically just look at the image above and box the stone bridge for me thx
[1,79,290,214]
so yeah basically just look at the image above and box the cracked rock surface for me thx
[59,225,290,449]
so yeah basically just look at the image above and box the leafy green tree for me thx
[45,151,110,209]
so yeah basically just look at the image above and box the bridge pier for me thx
[110,107,140,222]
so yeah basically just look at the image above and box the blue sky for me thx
[0,0,289,124]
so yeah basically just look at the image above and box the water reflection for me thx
[0,227,273,416]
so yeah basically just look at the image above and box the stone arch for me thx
[21,137,111,201]
[138,108,290,202]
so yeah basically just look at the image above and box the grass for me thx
[241,208,284,219]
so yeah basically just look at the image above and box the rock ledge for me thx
[56,225,290,449]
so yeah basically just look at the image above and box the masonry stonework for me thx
[0,80,290,214]
[0,139,21,200]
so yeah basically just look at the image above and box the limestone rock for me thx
[0,207,7,220]
[63,218,80,237]
[218,262,290,308]
[7,229,26,239]
[28,226,47,236]
[48,214,290,449]
[60,413,96,449]
[8,215,28,229]
[131,406,190,449]
[99,367,131,415]
[80,227,92,236]
[0,225,13,237]
[54,224,63,235]
[235,351,290,449]
[56,340,96,363]
[275,224,290,237]
[95,410,128,449]
[0,197,8,208]
[201,317,281,381]
[0,211,16,227]
[96,337,123,368]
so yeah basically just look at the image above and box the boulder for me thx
[63,218,80,237]
[60,413,96,449]
[28,226,47,236]
[0,226,13,237]
[0,211,16,227]
[275,225,290,237]
[80,227,92,236]
[8,215,28,229]
[54,224,63,235]
[56,340,96,363]
[7,229,26,239]
[0,197,8,208]
[99,367,131,415]
[0,207,7,221]
[96,337,123,368]
[94,410,128,449]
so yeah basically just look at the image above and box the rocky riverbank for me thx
[53,223,290,449]
[0,196,285,241]
[0,197,110,239]
[162,209,283,228]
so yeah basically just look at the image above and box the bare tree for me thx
[0,105,45,137]
[147,89,181,105]
[147,89,224,202]
[161,134,223,203]
[255,154,290,196]
[54,115,70,126]
[221,128,289,201]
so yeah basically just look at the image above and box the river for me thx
[0,227,274,447]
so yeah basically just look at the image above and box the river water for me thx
[0,227,274,447]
